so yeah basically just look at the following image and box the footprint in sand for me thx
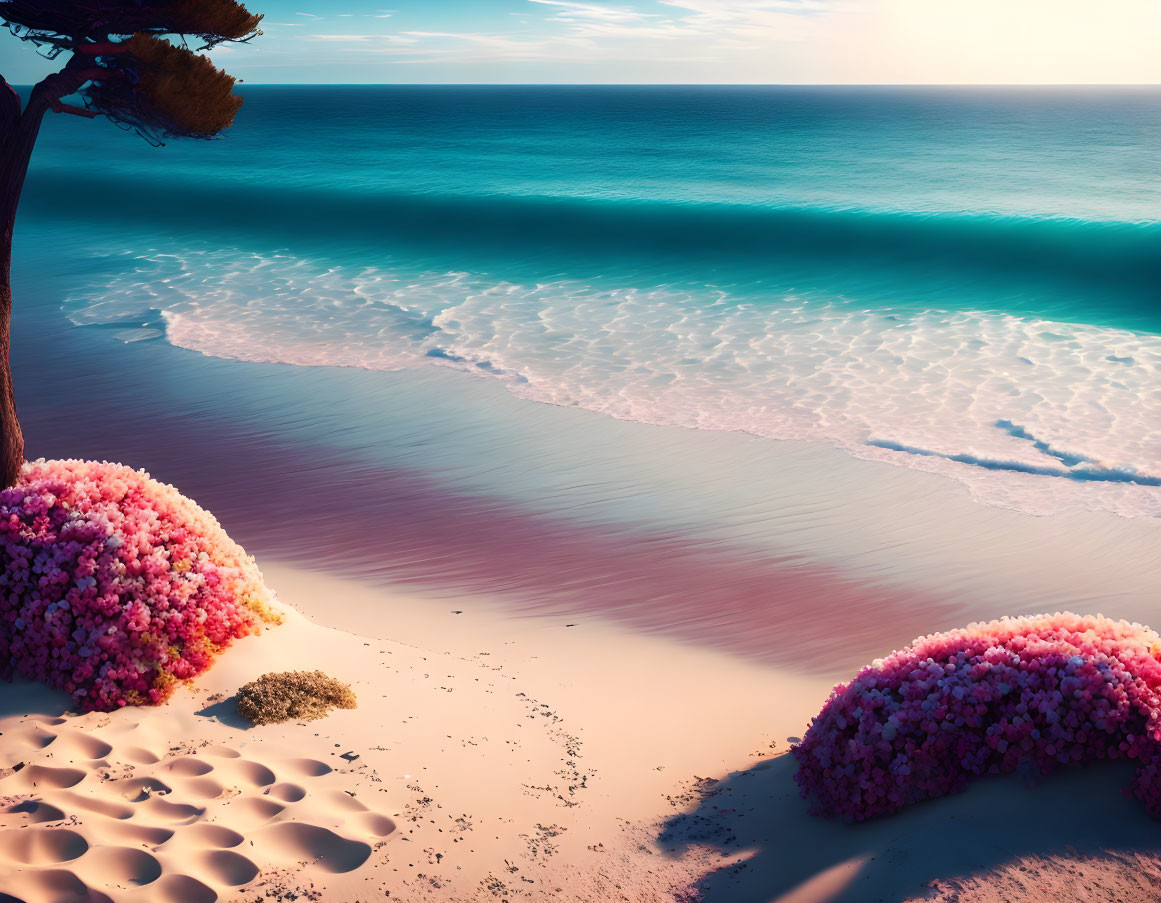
[79,846,163,887]
[282,757,332,777]
[7,724,57,752]
[162,756,215,777]
[12,764,86,791]
[201,744,242,759]
[103,821,175,846]
[181,776,227,800]
[266,781,307,802]
[152,873,218,903]
[6,799,67,824]
[259,822,373,873]
[182,822,245,848]
[320,788,370,811]
[224,759,277,787]
[121,745,161,765]
[357,812,398,837]
[138,795,205,823]
[54,731,114,761]
[195,849,261,886]
[117,775,172,802]
[225,795,285,827]
[0,718,397,899]
[54,789,134,820]
[0,827,88,864]
[0,868,114,903]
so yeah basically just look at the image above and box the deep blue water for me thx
[16,86,1161,516]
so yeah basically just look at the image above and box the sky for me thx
[2,0,1160,85]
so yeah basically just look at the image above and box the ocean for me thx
[24,85,1160,518]
[10,86,1161,670]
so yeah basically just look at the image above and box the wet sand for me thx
[12,234,1161,679]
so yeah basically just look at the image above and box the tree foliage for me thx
[0,0,261,142]
[0,0,261,53]
[87,33,244,139]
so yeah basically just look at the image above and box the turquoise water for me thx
[19,86,1161,517]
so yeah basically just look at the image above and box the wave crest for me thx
[65,246,1161,519]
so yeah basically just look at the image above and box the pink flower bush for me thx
[0,459,280,711]
[793,613,1161,822]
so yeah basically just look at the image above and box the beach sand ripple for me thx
[0,704,394,900]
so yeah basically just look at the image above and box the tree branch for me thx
[0,74,20,145]
[49,100,98,119]
[74,41,126,58]
[28,62,107,113]
[5,57,107,207]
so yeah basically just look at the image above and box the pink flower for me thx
[793,613,1161,821]
[0,459,280,711]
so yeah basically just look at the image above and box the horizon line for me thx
[223,82,1161,88]
[12,82,1161,89]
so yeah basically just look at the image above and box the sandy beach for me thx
[0,562,830,901]
[3,552,1161,902]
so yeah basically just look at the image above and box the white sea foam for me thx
[66,247,1161,518]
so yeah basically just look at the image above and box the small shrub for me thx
[236,670,357,725]
[0,459,280,711]
[792,612,1161,822]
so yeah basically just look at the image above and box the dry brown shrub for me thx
[236,670,357,726]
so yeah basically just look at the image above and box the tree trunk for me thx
[0,81,51,488]
[0,63,105,488]
[0,232,22,490]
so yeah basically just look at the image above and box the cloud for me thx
[527,0,657,23]
[400,30,593,62]
[265,0,826,70]
[661,0,835,16]
[225,0,1161,83]
[658,0,830,42]
[528,0,820,44]
[306,33,419,44]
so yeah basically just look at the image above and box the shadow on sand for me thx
[660,753,1161,902]
[0,680,72,722]
[195,694,253,730]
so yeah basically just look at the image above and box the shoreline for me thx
[5,223,1157,680]
[11,264,1161,677]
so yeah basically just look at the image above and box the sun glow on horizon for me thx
[817,0,1161,86]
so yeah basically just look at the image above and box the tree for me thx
[0,0,262,488]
